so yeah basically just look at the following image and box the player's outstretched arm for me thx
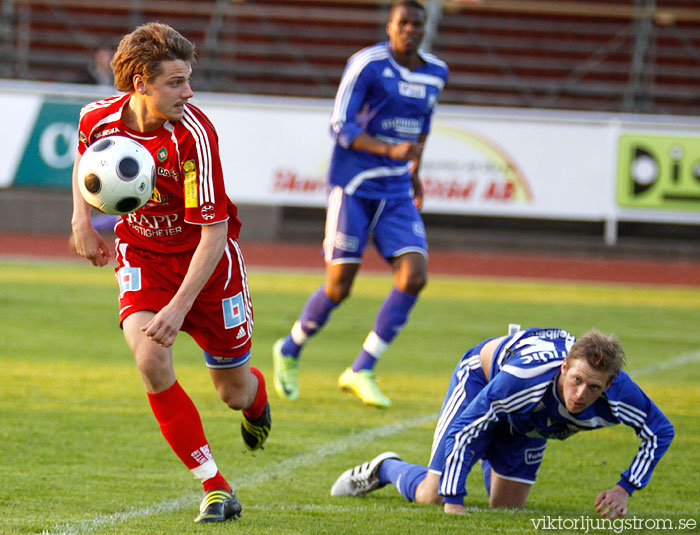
[595,485,629,519]
[70,155,111,267]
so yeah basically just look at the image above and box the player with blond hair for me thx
[331,327,674,518]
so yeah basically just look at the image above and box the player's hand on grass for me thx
[595,484,629,519]
[443,503,466,515]
[70,225,110,267]
[142,304,186,347]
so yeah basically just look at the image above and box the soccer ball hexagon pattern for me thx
[78,135,156,215]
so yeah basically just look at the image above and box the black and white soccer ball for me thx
[78,135,156,215]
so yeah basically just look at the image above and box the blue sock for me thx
[281,286,338,358]
[379,459,428,502]
[280,335,300,359]
[352,287,418,372]
[352,350,377,372]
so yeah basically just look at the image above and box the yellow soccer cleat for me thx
[272,338,299,400]
[338,367,391,408]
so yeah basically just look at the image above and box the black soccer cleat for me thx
[194,488,242,523]
[241,401,271,451]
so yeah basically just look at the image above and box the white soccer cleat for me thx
[330,451,401,497]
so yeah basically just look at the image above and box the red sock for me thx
[243,366,268,420]
[147,381,230,492]
[202,470,231,493]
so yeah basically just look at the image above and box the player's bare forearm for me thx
[142,221,227,346]
[412,174,424,211]
[70,155,111,266]
[351,132,423,161]
[595,485,630,519]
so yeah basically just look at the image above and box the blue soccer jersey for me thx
[439,328,675,504]
[328,42,448,199]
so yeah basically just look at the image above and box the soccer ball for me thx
[78,135,156,215]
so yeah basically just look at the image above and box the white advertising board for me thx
[1,81,698,237]
[205,97,617,220]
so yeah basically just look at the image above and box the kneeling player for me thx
[330,327,674,517]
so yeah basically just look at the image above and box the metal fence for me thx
[1,0,699,114]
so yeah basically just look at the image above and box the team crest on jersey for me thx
[398,81,426,99]
[157,147,168,162]
[201,203,216,220]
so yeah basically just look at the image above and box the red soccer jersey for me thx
[78,93,241,254]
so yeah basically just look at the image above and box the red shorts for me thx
[114,237,253,362]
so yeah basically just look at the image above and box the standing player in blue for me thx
[272,0,449,408]
[330,327,674,517]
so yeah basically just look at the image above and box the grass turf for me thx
[1,261,698,534]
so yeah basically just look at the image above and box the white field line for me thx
[41,413,437,535]
[628,349,700,378]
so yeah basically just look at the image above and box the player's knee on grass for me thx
[488,472,531,509]
[414,472,442,505]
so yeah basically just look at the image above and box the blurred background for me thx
[1,0,699,259]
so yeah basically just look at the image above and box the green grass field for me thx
[1,260,699,535]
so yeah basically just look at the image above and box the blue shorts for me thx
[322,186,427,264]
[428,339,547,486]
[203,350,251,369]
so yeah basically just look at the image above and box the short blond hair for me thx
[568,329,626,383]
